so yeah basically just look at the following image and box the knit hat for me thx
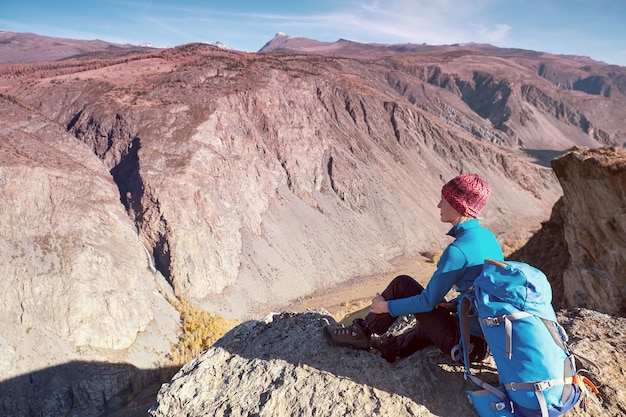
[441,173,491,217]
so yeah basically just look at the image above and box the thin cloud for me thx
[472,23,512,44]
[278,0,505,46]
[139,15,198,43]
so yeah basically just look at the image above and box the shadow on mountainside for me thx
[0,361,179,417]
[523,149,570,167]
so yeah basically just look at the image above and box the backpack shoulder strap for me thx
[459,294,473,368]
[458,293,512,411]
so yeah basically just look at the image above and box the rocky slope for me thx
[149,309,626,417]
[1,33,625,416]
[261,34,626,152]
[4,42,571,322]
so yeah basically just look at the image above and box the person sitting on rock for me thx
[323,173,504,363]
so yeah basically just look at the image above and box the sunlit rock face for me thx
[552,147,626,316]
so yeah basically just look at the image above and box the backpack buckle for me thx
[534,380,553,391]
[493,402,507,411]
[483,316,503,326]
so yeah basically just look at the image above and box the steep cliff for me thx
[0,96,180,416]
[554,147,626,315]
[510,147,626,316]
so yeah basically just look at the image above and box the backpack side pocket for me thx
[467,389,515,417]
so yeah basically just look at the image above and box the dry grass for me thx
[168,296,238,367]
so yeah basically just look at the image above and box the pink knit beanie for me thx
[441,173,491,217]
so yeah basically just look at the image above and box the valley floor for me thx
[283,258,437,321]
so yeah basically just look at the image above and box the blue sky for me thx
[1,0,625,66]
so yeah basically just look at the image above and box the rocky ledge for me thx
[149,309,625,417]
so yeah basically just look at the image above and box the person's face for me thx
[438,197,461,224]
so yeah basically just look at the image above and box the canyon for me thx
[0,31,625,416]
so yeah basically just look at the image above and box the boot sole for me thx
[322,326,370,350]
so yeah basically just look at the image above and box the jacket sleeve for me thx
[387,244,467,317]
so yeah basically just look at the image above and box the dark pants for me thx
[363,275,460,359]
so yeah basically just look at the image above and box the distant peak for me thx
[214,41,232,50]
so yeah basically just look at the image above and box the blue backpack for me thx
[457,260,598,417]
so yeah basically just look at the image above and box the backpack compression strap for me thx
[482,312,532,359]
[460,296,505,396]
[504,376,599,417]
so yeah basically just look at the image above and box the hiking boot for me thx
[323,320,371,350]
[372,334,397,363]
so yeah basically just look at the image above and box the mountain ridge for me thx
[0,30,160,65]
[259,32,604,65]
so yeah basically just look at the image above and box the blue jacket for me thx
[388,218,503,317]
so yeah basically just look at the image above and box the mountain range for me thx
[1,31,625,416]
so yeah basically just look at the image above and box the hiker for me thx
[323,173,504,363]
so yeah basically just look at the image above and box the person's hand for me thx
[370,293,389,314]
[436,301,456,313]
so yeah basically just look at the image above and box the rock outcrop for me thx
[149,146,626,417]
[553,147,626,316]
[149,309,626,417]
[511,147,626,316]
